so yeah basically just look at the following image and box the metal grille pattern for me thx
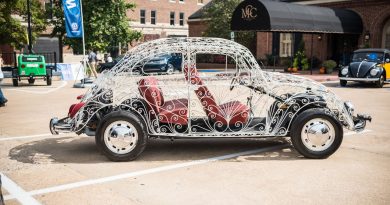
[72,38,355,137]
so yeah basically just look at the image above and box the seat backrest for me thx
[184,64,202,85]
[138,77,164,114]
[195,86,224,123]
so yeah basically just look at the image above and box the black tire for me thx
[340,80,347,87]
[375,74,384,88]
[46,76,52,85]
[28,79,35,84]
[290,108,343,159]
[166,64,174,74]
[95,111,147,161]
[12,78,18,86]
[12,69,19,86]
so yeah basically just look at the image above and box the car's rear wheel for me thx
[340,80,347,87]
[290,108,343,159]
[46,76,52,85]
[12,79,18,86]
[375,74,384,88]
[96,111,147,161]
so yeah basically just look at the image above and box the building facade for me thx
[127,0,210,41]
[188,0,390,66]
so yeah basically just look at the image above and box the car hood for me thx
[348,61,377,78]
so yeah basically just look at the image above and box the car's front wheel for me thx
[96,111,147,161]
[290,108,343,159]
[375,74,384,88]
[340,80,347,87]
[166,64,174,74]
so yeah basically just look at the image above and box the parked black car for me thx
[98,53,182,74]
[339,48,390,88]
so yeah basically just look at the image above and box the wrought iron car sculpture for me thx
[50,38,371,161]
[339,48,390,88]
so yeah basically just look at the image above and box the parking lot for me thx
[1,77,390,205]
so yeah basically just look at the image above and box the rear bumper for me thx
[50,117,73,135]
[339,77,379,82]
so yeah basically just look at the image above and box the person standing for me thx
[0,54,8,107]
[88,50,98,78]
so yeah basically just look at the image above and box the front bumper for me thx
[339,77,379,82]
[352,114,372,132]
[50,117,73,135]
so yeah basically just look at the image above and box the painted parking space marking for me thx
[4,144,288,201]
[1,173,41,205]
[3,81,67,94]
[344,129,372,136]
[0,133,66,142]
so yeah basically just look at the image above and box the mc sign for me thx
[241,5,257,21]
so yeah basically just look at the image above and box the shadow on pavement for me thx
[8,137,300,164]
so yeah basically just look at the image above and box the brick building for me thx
[127,0,210,41]
[188,0,390,66]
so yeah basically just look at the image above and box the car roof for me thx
[354,48,390,53]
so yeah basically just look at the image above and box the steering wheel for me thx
[230,75,239,91]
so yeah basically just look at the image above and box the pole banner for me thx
[62,0,83,38]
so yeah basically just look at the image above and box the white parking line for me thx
[0,133,64,142]
[345,129,372,136]
[4,81,67,94]
[1,173,41,205]
[3,144,288,200]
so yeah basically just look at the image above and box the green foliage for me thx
[293,40,309,70]
[202,0,256,52]
[322,60,337,70]
[49,0,142,53]
[0,0,47,49]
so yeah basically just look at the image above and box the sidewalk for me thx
[291,71,339,82]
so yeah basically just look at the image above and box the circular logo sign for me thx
[71,23,78,31]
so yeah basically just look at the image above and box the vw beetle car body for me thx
[339,48,390,87]
[50,38,371,161]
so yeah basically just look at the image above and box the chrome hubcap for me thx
[301,118,335,152]
[104,121,138,154]
[167,64,174,73]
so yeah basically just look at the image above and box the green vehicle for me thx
[12,54,52,86]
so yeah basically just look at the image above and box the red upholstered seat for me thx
[138,77,188,125]
[195,86,249,126]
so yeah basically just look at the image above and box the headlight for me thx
[344,101,354,116]
[370,68,379,76]
[341,67,348,75]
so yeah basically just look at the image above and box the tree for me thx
[0,0,47,50]
[49,0,142,54]
[202,0,256,54]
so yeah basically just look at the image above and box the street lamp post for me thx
[27,0,33,54]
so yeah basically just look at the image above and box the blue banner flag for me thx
[62,0,83,38]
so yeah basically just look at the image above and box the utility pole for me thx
[27,0,33,54]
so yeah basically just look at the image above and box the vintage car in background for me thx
[12,54,53,86]
[339,48,390,87]
[50,38,371,161]
[98,53,182,74]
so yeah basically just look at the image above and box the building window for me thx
[170,12,175,26]
[179,13,184,26]
[151,10,156,25]
[197,0,204,4]
[140,9,146,24]
[279,33,292,57]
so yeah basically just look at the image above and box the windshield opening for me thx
[352,52,384,63]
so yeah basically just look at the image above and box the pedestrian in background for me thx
[88,50,98,78]
[0,54,8,107]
